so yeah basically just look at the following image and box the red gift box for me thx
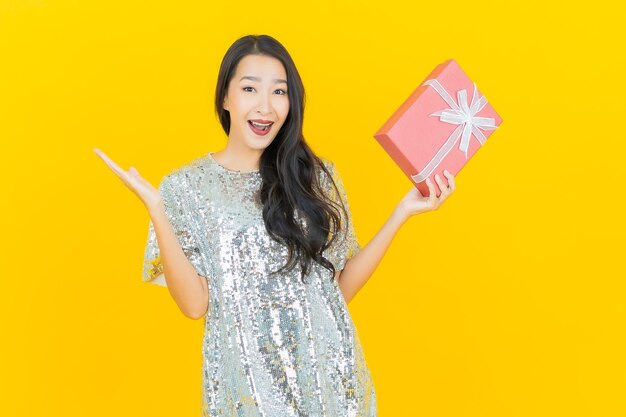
[374,59,503,197]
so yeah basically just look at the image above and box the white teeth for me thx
[251,121,272,127]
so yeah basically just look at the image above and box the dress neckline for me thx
[207,152,261,175]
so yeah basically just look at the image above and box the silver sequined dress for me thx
[142,152,377,416]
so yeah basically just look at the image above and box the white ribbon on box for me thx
[411,79,499,184]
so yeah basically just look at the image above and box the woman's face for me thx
[223,54,290,152]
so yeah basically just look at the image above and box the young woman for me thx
[94,34,455,416]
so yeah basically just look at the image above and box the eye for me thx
[242,86,287,95]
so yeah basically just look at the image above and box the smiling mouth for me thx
[247,120,275,136]
[248,120,273,131]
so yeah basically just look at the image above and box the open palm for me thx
[398,170,456,217]
[93,148,162,211]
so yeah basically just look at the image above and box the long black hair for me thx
[214,34,349,283]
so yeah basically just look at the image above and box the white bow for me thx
[410,79,498,184]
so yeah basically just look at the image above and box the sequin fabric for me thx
[142,153,377,416]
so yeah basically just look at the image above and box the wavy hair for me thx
[214,34,349,283]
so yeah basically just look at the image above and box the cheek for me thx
[231,96,248,111]
[278,100,290,118]
[231,92,253,109]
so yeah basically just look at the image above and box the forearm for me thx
[148,203,207,319]
[338,207,409,304]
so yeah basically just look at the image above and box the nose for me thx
[256,91,273,115]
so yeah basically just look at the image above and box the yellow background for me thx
[1,0,624,415]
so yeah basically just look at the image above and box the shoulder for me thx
[317,156,337,181]
[159,154,209,192]
[316,156,346,201]
[318,155,336,169]
[168,154,208,178]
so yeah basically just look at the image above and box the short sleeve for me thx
[321,160,361,273]
[142,175,208,287]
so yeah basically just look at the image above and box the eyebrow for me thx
[240,75,288,85]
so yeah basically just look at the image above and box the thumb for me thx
[128,166,140,178]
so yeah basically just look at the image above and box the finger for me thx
[426,178,438,205]
[95,149,132,182]
[443,170,456,192]
[94,149,120,172]
[129,166,140,178]
[434,174,448,198]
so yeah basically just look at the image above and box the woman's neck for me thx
[211,146,262,172]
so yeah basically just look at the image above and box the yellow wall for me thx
[1,0,623,415]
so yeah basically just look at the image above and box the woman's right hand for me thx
[93,148,163,212]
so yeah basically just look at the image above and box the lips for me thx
[248,120,274,136]
[249,119,273,129]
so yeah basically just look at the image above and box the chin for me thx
[247,137,275,150]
